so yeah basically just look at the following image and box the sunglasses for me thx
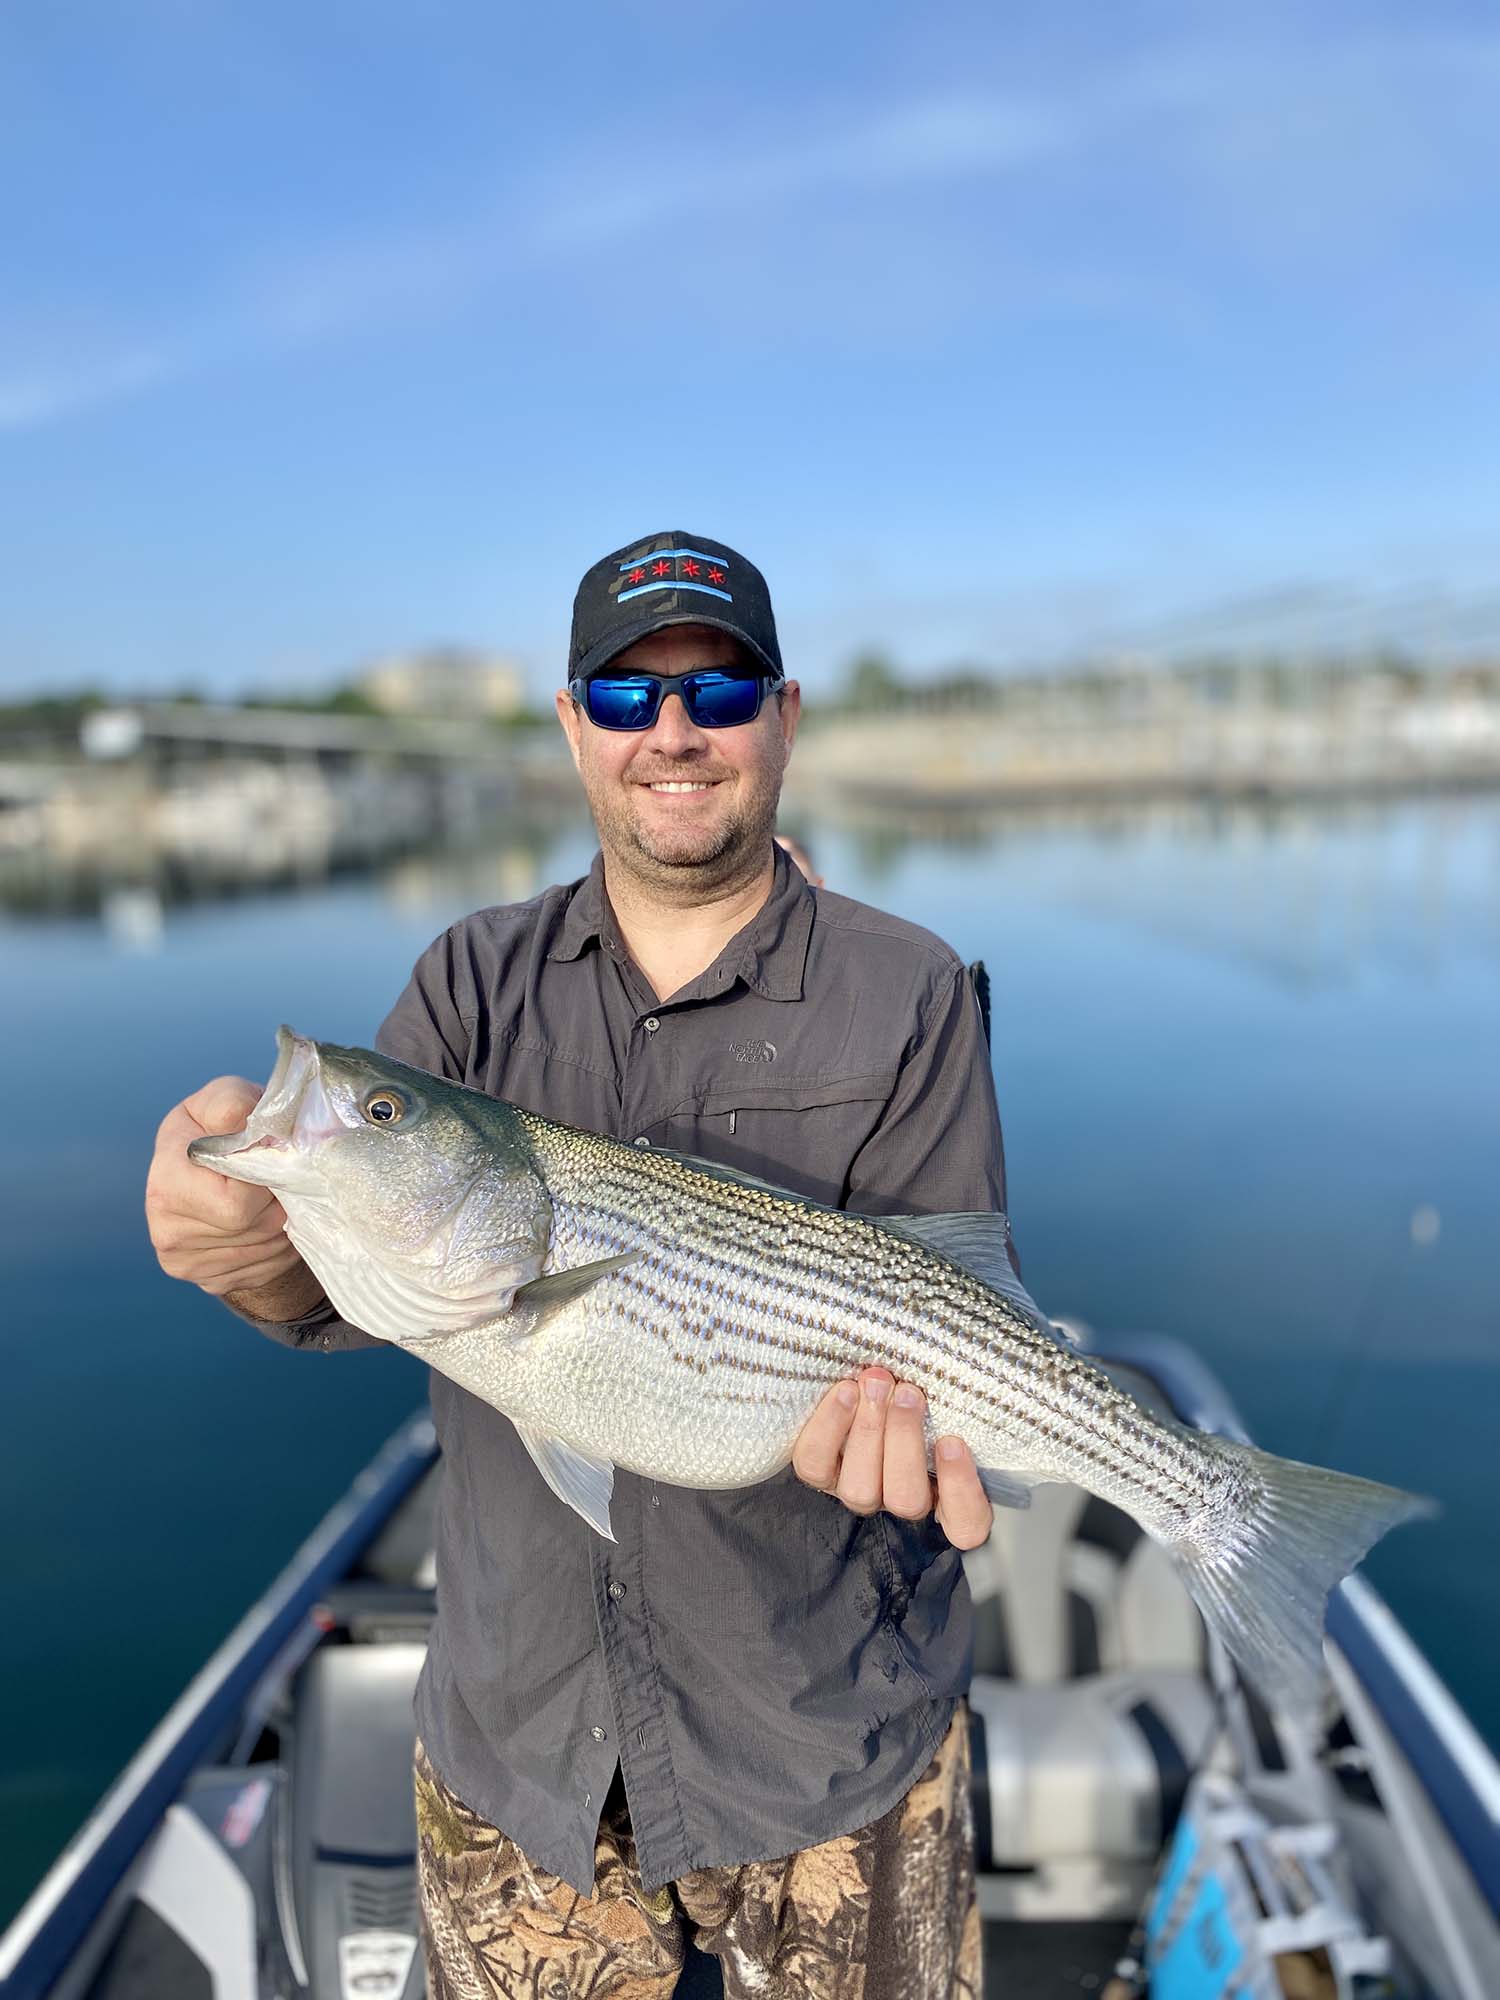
[571,667,774,732]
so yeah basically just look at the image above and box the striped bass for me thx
[191,1027,1432,1717]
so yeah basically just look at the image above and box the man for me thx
[146,531,1013,1999]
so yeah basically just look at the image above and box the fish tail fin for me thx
[1161,1429,1436,1718]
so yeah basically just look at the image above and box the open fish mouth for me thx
[188,1026,349,1185]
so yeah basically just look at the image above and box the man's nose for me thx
[647,691,708,751]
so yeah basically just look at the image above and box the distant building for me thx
[357,647,524,720]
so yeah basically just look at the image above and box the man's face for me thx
[555,624,800,891]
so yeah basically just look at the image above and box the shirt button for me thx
[590,1725,608,1743]
[608,1581,626,1601]
[643,1016,660,1034]
[634,1136,651,1148]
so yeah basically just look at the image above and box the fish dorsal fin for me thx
[873,1212,1076,1348]
[512,1422,617,1540]
[872,1210,1017,1289]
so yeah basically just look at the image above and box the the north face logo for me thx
[730,1039,776,1064]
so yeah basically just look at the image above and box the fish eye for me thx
[364,1090,407,1125]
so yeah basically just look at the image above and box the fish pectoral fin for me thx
[976,1468,1036,1510]
[513,1422,617,1541]
[512,1252,640,1327]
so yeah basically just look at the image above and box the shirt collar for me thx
[549,844,815,1001]
[734,841,815,1000]
[550,851,623,963]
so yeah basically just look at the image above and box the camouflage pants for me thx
[414,1710,981,1999]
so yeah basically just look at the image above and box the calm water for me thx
[2,796,1498,1928]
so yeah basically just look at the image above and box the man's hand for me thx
[145,1077,319,1309]
[791,1368,994,1551]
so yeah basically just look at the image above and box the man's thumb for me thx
[192,1076,263,1136]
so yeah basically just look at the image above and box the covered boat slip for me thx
[3,1342,1498,2000]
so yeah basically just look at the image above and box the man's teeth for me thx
[648,781,713,792]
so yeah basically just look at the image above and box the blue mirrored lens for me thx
[583,671,764,730]
[586,678,661,729]
[682,672,762,727]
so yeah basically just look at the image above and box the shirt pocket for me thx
[653,1073,897,1207]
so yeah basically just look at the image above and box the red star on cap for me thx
[707,566,725,586]
[681,558,701,579]
[652,559,672,578]
[627,567,646,585]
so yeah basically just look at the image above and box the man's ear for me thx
[554,688,584,771]
[777,680,801,757]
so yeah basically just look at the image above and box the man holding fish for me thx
[144,532,1028,1996]
[151,531,1429,1995]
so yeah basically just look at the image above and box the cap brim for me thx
[573,611,782,685]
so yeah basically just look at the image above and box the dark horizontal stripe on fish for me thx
[552,1173,1205,1507]
[568,1204,1127,1448]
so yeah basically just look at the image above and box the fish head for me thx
[188,1028,553,1321]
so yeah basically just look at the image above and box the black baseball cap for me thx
[568,531,784,684]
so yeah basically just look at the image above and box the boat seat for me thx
[288,1642,426,2000]
[963,1480,1215,1914]
[969,1669,1218,1866]
[965,1481,1206,1683]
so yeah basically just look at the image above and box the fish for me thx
[190,1026,1433,1717]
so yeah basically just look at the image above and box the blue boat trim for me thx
[0,1413,439,2000]
[1088,1331,1500,1924]
[1328,1582,1500,1921]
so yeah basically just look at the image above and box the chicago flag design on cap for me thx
[614,546,732,608]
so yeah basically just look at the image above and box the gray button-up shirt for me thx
[243,845,1012,1893]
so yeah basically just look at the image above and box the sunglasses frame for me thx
[569,666,776,732]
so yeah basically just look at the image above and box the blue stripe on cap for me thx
[619,550,728,572]
[618,582,733,604]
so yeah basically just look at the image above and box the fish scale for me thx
[523,1114,1244,1529]
[189,1027,1435,1719]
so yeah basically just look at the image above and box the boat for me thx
[2,1332,1497,1999]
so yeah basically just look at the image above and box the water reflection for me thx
[101,886,165,954]
[843,794,1500,989]
[380,838,566,917]
[4,792,1498,996]
[0,803,588,928]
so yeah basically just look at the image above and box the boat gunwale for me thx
[0,1412,439,2000]
[1094,1331,1500,1923]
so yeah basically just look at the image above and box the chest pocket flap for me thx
[650,1072,899,1207]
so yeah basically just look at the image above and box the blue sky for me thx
[3,1,1498,699]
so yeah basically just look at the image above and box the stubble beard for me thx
[587,765,784,903]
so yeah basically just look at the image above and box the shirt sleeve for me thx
[843,962,1019,1272]
[373,924,475,1081]
[225,926,476,1352]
